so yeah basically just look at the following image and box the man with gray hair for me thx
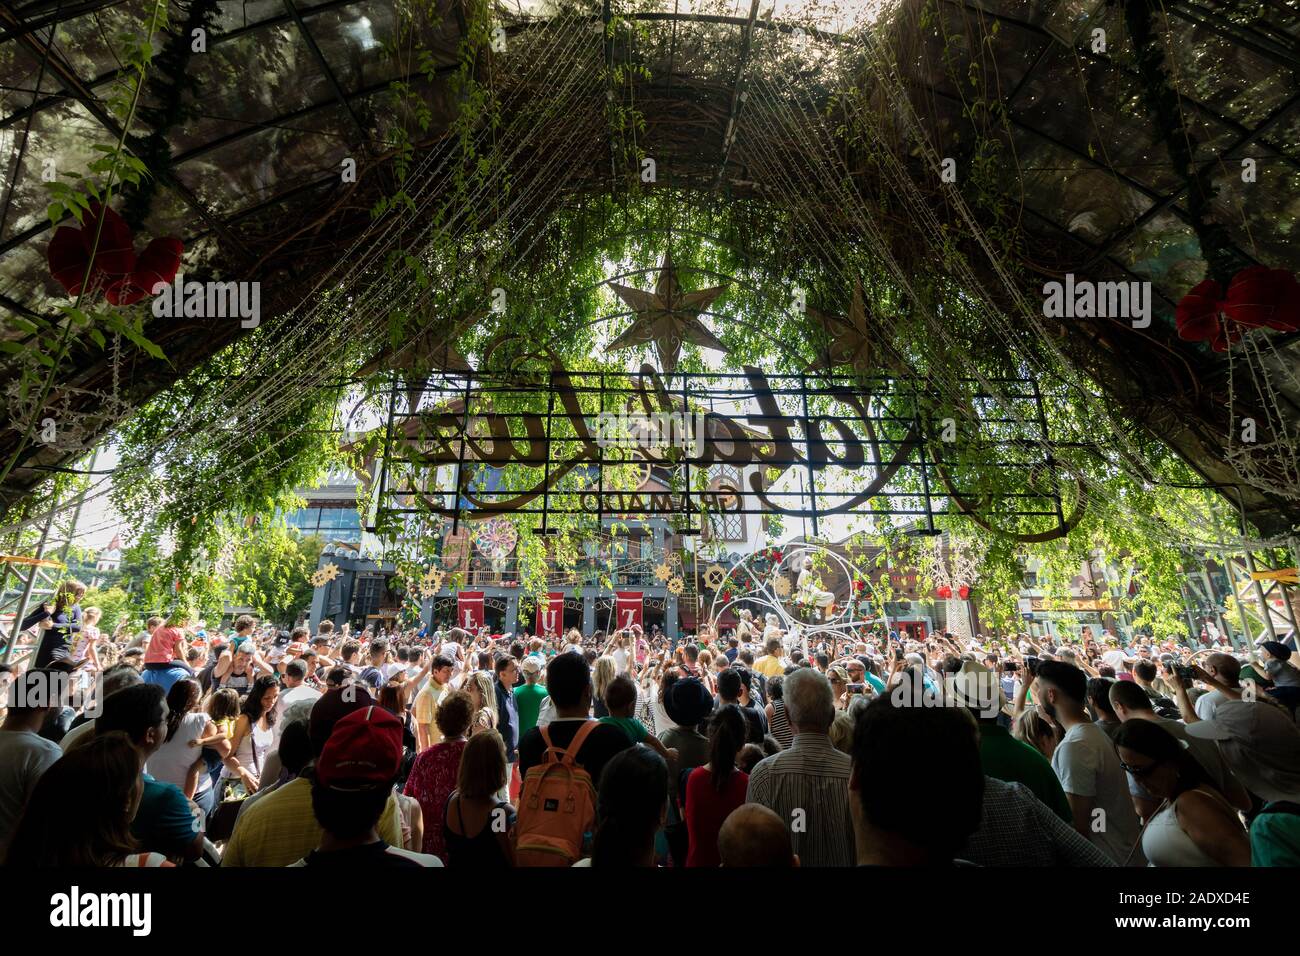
[745,667,853,866]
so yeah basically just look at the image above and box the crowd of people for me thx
[1,580,1298,868]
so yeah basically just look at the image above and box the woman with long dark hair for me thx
[581,746,668,867]
[5,732,171,866]
[148,679,228,817]
[1114,719,1249,866]
[221,675,278,796]
[683,704,749,867]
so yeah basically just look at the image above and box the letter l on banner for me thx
[615,591,643,631]
[458,591,485,631]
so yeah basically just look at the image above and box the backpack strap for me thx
[564,720,600,765]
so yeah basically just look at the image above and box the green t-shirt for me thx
[513,683,549,736]
[598,715,648,744]
[1251,804,1300,867]
[977,723,1072,823]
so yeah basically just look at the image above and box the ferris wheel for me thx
[705,542,892,656]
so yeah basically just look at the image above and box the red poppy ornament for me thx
[47,202,182,305]
[957,585,970,600]
[935,585,952,599]
[1222,267,1300,333]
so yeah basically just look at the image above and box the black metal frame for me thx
[371,366,1072,531]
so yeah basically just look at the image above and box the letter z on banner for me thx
[615,591,643,631]
[536,592,564,638]
[458,591,485,632]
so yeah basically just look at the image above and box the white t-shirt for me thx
[273,684,323,744]
[1051,721,1143,865]
[147,712,212,795]
[1194,688,1226,721]
[0,729,63,858]
[1101,650,1129,671]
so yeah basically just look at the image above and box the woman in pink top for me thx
[145,610,191,669]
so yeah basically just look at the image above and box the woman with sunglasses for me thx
[1113,719,1249,866]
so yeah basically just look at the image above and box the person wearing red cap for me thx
[291,705,443,867]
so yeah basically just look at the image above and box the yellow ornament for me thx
[703,564,725,590]
[666,575,685,595]
[772,574,791,597]
[654,562,673,582]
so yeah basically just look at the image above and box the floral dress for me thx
[403,739,468,859]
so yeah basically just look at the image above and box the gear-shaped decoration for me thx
[310,568,330,588]
[666,575,685,595]
[703,563,726,590]
[422,566,445,597]
[772,574,792,598]
[653,562,673,582]
[321,562,341,582]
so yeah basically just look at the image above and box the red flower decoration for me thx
[46,202,182,305]
[1175,279,1222,344]
[1222,267,1300,333]
[1176,267,1300,351]
[935,585,952,599]
[772,551,783,563]
[957,585,970,600]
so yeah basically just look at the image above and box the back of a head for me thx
[6,730,140,866]
[545,652,590,710]
[1133,660,1157,683]
[851,698,984,862]
[604,674,637,713]
[458,730,507,798]
[278,721,313,775]
[1036,660,1087,706]
[1087,677,1118,719]
[592,747,668,867]
[1206,653,1241,683]
[97,683,166,743]
[716,668,742,702]
[1109,678,1154,714]
[782,667,835,733]
[718,803,796,867]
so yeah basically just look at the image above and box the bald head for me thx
[1205,653,1240,685]
[718,804,798,867]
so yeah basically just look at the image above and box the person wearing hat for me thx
[1185,698,1300,866]
[513,655,549,740]
[291,705,442,867]
[221,688,406,867]
[1257,640,1300,689]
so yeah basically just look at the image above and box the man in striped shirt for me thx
[745,667,854,866]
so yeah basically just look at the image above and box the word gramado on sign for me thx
[399,343,922,519]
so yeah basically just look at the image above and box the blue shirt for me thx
[134,773,198,858]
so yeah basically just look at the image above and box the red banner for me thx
[457,591,484,632]
[615,591,643,631]
[535,592,564,638]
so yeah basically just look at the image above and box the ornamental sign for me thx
[373,337,1075,540]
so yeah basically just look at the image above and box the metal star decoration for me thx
[607,253,728,372]
[806,278,873,374]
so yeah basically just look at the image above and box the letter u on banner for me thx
[615,591,643,631]
[458,591,485,631]
[536,592,563,637]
